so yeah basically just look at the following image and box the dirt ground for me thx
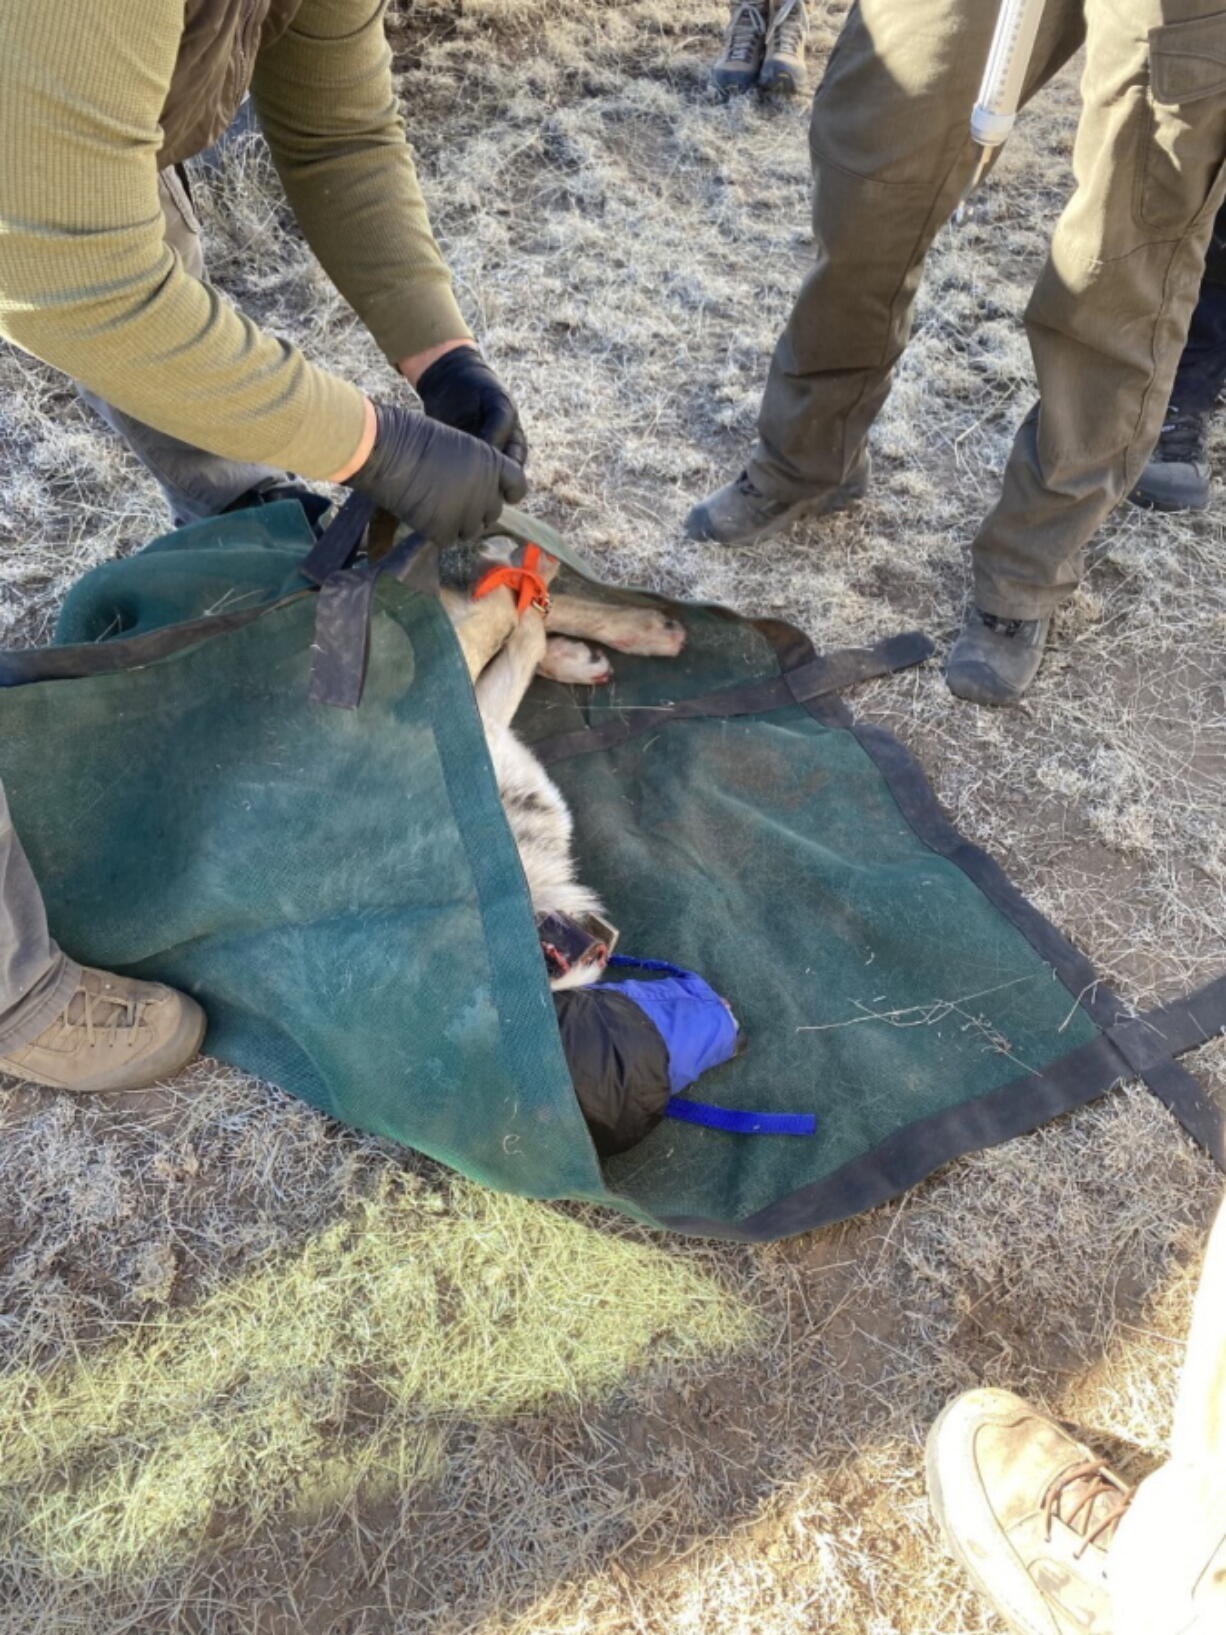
[1,3,1224,1632]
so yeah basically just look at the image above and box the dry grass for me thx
[1,1143,757,1587]
[1,1,1224,1630]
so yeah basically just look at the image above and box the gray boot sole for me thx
[944,659,1027,708]
[758,61,807,94]
[945,614,1051,708]
[709,68,761,96]
[1128,462,1211,512]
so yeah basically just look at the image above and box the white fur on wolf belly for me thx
[487,722,610,990]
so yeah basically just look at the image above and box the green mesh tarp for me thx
[0,500,1221,1239]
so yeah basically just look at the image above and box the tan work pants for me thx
[753,0,1226,617]
[1109,1194,1226,1634]
[0,782,79,1053]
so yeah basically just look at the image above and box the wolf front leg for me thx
[473,609,548,730]
[441,584,521,684]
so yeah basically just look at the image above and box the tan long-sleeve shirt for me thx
[0,0,471,480]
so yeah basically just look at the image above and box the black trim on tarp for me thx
[0,490,376,690]
[5,506,1221,1240]
[0,500,437,713]
[752,621,1226,1166]
[766,622,1226,1182]
[522,603,1225,1234]
[535,631,934,766]
[657,975,1226,1241]
[1106,976,1226,1160]
[788,645,1226,1168]
[0,593,311,687]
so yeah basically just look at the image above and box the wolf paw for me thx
[599,609,686,656]
[538,637,613,685]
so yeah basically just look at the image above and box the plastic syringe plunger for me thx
[970,106,1018,150]
[957,0,1046,215]
[971,0,1045,143]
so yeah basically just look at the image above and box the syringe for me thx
[960,0,1047,208]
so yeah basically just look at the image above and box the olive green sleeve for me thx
[0,0,367,479]
[251,0,472,366]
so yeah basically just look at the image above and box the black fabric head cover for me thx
[553,987,672,1157]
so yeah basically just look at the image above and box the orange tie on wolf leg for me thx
[473,544,554,618]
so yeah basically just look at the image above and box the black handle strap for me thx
[298,493,376,587]
[1106,974,1226,1163]
[534,630,934,766]
[308,529,435,709]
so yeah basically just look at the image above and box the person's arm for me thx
[249,1,527,465]
[249,0,472,376]
[0,0,368,479]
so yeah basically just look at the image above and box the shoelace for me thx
[724,1,768,64]
[978,610,1028,640]
[767,0,808,53]
[1155,404,1208,464]
[1042,1461,1134,1560]
[57,985,148,1051]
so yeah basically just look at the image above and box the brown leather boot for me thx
[927,1389,1133,1635]
[0,966,206,1092]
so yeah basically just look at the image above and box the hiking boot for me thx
[946,606,1051,706]
[760,0,809,94]
[1129,403,1212,512]
[927,1389,1133,1635]
[0,966,206,1093]
[711,1,769,96]
[684,456,869,546]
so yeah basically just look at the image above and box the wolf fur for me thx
[441,555,684,989]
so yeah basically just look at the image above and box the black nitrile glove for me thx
[346,403,527,547]
[415,345,528,468]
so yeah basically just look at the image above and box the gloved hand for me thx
[346,402,526,547]
[415,345,528,468]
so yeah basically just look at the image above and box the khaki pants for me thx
[0,782,78,1052]
[77,168,283,527]
[1109,1194,1226,1634]
[753,0,1226,617]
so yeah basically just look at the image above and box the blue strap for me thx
[607,953,687,977]
[665,1096,817,1137]
[616,954,816,1137]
